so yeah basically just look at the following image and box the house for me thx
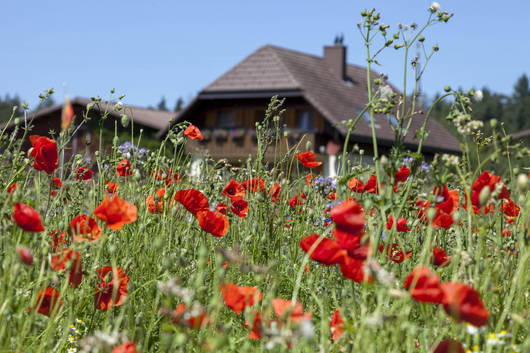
[1,97,176,161]
[160,43,461,176]
[512,128,530,146]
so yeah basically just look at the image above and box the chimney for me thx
[324,37,346,80]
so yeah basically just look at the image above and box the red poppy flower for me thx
[433,339,465,353]
[295,151,322,168]
[440,282,489,327]
[220,283,263,314]
[417,186,459,229]
[394,164,410,183]
[165,169,181,186]
[270,183,281,203]
[29,135,58,174]
[242,178,265,192]
[272,298,312,322]
[52,177,62,188]
[432,247,451,267]
[378,243,412,263]
[364,175,380,194]
[289,195,301,209]
[95,266,129,310]
[94,195,138,230]
[435,186,459,214]
[152,169,164,180]
[146,188,166,214]
[183,123,203,141]
[223,179,245,201]
[470,171,509,214]
[49,230,69,251]
[502,228,512,237]
[299,234,346,265]
[216,202,228,215]
[51,248,83,288]
[386,215,411,232]
[403,266,444,304]
[332,228,368,260]
[70,215,102,242]
[173,303,210,329]
[502,199,520,223]
[16,246,33,265]
[330,308,345,341]
[173,189,209,215]
[112,341,139,353]
[305,174,313,187]
[330,201,366,236]
[13,202,45,232]
[196,210,229,237]
[339,255,369,283]
[230,199,248,218]
[34,286,62,316]
[76,167,94,181]
[348,177,364,192]
[7,183,17,194]
[116,158,133,177]
[105,181,118,194]
[244,310,262,340]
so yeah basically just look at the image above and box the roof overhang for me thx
[198,89,303,100]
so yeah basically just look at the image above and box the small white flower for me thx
[68,348,77,353]
[486,333,504,346]
[299,320,314,339]
[114,101,124,111]
[430,2,440,12]
[474,89,483,102]
[380,85,393,99]
[466,324,482,335]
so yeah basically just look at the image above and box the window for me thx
[296,110,314,131]
[217,111,235,128]
[385,114,399,128]
[355,108,380,129]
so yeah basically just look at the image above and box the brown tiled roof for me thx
[1,97,176,131]
[197,44,461,153]
[512,128,530,140]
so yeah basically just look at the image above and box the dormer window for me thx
[297,110,314,132]
[217,111,235,128]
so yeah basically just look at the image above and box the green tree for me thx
[504,74,530,132]
[174,97,184,112]
[157,96,168,111]
[470,88,506,123]
[0,94,21,123]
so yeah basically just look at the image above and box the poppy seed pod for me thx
[121,114,129,128]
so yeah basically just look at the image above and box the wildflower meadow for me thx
[1,4,529,353]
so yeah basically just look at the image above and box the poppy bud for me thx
[426,208,437,222]
[478,186,490,206]
[121,114,129,127]
[16,246,34,265]
[305,140,312,150]
[14,117,20,125]
[490,119,497,129]
[133,170,141,180]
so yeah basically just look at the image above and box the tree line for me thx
[431,74,530,135]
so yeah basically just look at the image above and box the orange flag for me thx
[61,96,73,131]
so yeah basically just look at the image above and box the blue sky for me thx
[1,0,528,109]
